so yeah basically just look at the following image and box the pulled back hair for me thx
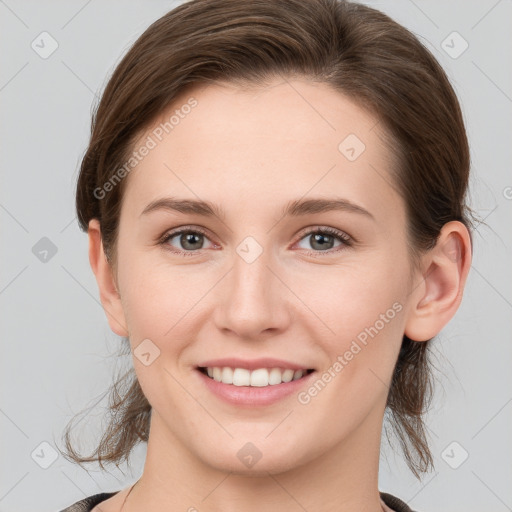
[61,0,475,480]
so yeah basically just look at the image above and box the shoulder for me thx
[380,491,419,512]
[61,489,416,512]
[59,491,120,512]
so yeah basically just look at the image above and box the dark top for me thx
[59,490,418,511]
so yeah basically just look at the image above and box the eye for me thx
[159,225,352,257]
[159,227,215,255]
[295,227,352,255]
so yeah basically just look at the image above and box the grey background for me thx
[0,1,510,511]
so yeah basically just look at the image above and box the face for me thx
[105,78,418,475]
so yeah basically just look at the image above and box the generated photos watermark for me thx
[297,301,403,405]
[93,97,198,200]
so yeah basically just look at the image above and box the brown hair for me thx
[61,0,476,480]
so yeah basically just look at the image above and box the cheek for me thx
[296,258,405,340]
[293,257,407,401]
[296,268,405,431]
[116,246,201,333]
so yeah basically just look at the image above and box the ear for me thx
[404,221,472,342]
[88,219,129,337]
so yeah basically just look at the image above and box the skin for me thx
[88,78,471,512]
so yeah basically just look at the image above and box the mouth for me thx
[197,366,315,387]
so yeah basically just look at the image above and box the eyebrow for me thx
[139,196,374,221]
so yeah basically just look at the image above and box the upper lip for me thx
[197,358,314,371]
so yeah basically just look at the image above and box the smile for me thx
[198,366,315,387]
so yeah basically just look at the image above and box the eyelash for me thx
[158,225,353,257]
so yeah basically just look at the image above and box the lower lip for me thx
[196,369,316,406]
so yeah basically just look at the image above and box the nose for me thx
[213,244,292,340]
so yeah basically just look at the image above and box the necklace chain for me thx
[120,479,139,512]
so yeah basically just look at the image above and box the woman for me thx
[59,0,474,510]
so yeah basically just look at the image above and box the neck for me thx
[123,402,388,512]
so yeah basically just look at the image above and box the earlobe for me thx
[404,221,472,342]
[88,219,129,337]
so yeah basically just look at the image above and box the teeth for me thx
[233,368,250,386]
[222,367,233,384]
[202,367,311,386]
[250,368,268,387]
[269,368,282,385]
[282,369,294,382]
[213,367,222,382]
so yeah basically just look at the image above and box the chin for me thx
[196,441,310,477]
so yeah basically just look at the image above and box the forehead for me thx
[121,78,402,226]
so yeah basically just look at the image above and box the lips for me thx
[196,363,317,406]
[193,357,317,405]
